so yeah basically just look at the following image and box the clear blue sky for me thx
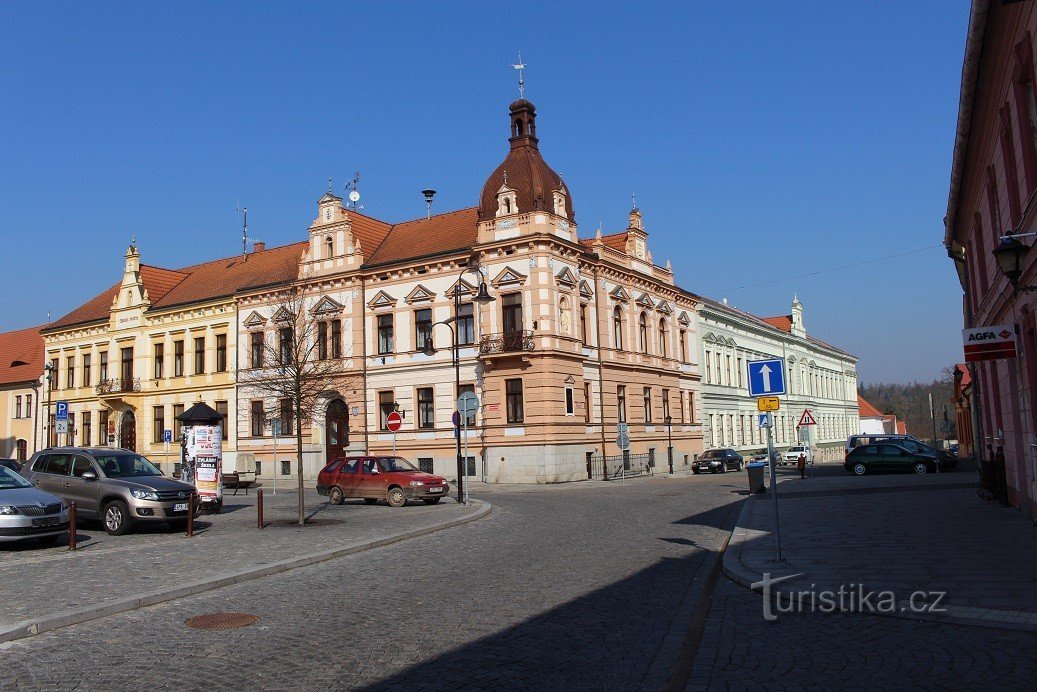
[0,1,969,384]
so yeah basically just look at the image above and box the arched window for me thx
[679,329,687,362]
[325,236,333,259]
[558,297,571,336]
[504,197,512,214]
[639,312,649,353]
[516,119,524,136]
[658,318,668,358]
[613,307,624,349]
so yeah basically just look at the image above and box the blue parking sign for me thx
[746,358,786,397]
[163,429,172,443]
[55,401,69,421]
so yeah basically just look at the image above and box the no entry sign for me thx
[963,324,1017,363]
[386,411,403,433]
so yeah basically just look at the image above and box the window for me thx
[643,387,652,423]
[378,391,395,430]
[584,382,592,422]
[418,458,434,474]
[737,357,744,387]
[281,460,291,476]
[331,319,342,358]
[280,398,294,436]
[66,356,74,389]
[613,307,624,349]
[725,355,732,386]
[250,332,264,368]
[120,347,133,383]
[617,385,627,423]
[1014,50,1037,191]
[67,412,75,445]
[565,386,574,415]
[658,319,668,358]
[13,395,22,419]
[415,309,433,352]
[49,357,57,390]
[662,389,670,421]
[173,404,184,442]
[458,384,476,426]
[505,379,524,423]
[377,314,394,354]
[417,387,435,428]
[1001,105,1023,225]
[16,439,26,461]
[215,400,228,440]
[325,236,333,258]
[215,334,227,372]
[679,330,687,363]
[99,409,109,446]
[153,406,165,443]
[580,303,588,345]
[456,303,474,345]
[82,354,91,386]
[153,343,164,379]
[502,294,522,335]
[173,341,183,376]
[82,413,91,449]
[703,349,711,383]
[687,391,695,423]
[251,400,265,437]
[255,460,262,476]
[25,394,31,419]
[639,313,649,353]
[193,336,205,375]
[279,327,293,364]
[318,321,328,360]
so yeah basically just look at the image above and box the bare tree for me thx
[240,288,353,526]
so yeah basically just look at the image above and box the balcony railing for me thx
[96,378,142,395]
[479,330,535,356]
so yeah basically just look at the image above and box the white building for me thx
[696,296,859,461]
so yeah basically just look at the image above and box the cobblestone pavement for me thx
[0,488,475,627]
[686,577,1037,690]
[1,474,743,690]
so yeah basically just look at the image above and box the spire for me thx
[511,52,526,99]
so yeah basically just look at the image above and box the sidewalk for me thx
[0,489,488,642]
[723,465,1037,631]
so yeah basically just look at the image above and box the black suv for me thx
[693,449,743,474]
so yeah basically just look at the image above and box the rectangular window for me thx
[317,321,328,360]
[502,293,522,335]
[662,389,670,421]
[99,353,108,384]
[417,387,435,429]
[643,387,652,423]
[617,385,627,423]
[281,460,291,476]
[14,396,21,419]
[193,336,205,375]
[703,349,711,383]
[154,343,164,379]
[251,400,265,437]
[215,334,227,372]
[99,409,109,446]
[737,357,744,387]
[580,303,588,345]
[415,309,433,352]
[120,347,133,384]
[82,354,91,386]
[215,400,228,441]
[565,387,575,415]
[82,411,91,448]
[66,357,74,390]
[68,412,75,445]
[584,382,592,423]
[331,319,342,358]
[680,330,687,363]
[505,379,524,423]
[172,340,184,377]
[25,394,31,419]
[278,327,293,365]
[378,391,395,430]
[250,332,264,368]
[418,458,434,474]
[456,303,475,346]
[377,314,394,354]
[458,384,476,426]
[173,403,184,442]
[280,398,294,436]
[255,460,262,476]
[153,406,165,443]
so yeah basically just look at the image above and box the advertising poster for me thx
[185,425,223,504]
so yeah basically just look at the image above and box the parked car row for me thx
[844,442,950,475]
[317,456,451,506]
[693,449,744,474]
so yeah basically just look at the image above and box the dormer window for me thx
[553,191,567,218]
[497,186,518,218]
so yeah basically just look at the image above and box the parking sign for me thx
[55,401,69,421]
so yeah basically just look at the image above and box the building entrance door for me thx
[120,412,136,451]
[325,399,349,464]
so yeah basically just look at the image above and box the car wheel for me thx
[363,498,378,505]
[328,486,344,505]
[422,497,442,505]
[692,470,700,475]
[103,500,130,535]
[37,534,61,546]
[852,462,867,476]
[386,487,407,508]
[913,462,928,475]
[719,464,727,473]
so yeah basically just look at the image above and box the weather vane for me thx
[511,52,526,98]
[631,192,637,211]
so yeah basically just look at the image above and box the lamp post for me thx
[43,362,55,448]
[994,234,1037,292]
[424,265,495,504]
[664,415,673,474]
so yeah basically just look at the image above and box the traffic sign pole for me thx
[766,412,784,563]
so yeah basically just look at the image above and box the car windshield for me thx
[0,466,33,490]
[377,457,419,473]
[95,454,162,478]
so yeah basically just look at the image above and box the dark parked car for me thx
[844,444,943,476]
[0,459,23,473]
[693,449,743,474]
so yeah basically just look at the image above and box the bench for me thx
[223,470,257,495]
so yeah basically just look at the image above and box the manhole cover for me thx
[185,612,260,630]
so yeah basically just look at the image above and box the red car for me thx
[317,456,451,507]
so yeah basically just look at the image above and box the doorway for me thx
[325,399,349,464]
[120,411,136,451]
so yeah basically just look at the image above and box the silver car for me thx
[0,465,69,545]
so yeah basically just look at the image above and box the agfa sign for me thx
[962,324,1017,363]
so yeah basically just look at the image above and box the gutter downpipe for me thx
[592,261,609,480]
[361,276,370,455]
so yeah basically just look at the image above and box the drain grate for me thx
[185,612,260,630]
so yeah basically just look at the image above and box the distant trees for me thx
[859,367,957,442]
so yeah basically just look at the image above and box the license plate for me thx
[428,487,444,493]
[173,503,189,512]
[32,517,60,527]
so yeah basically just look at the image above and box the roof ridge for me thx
[393,205,480,226]
[160,240,309,274]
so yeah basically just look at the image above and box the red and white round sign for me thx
[386,411,403,433]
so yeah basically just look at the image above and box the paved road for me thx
[1,474,744,690]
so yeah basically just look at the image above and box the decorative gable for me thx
[579,280,593,300]
[491,266,527,288]
[405,284,435,304]
[310,296,344,315]
[678,311,691,326]
[555,267,578,288]
[367,290,397,310]
[243,311,267,328]
[656,300,672,315]
[272,307,294,324]
[609,285,630,302]
[635,293,655,310]
[444,278,476,298]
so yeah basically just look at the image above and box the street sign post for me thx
[758,412,771,428]
[55,401,69,421]
[746,358,786,397]
[798,409,817,426]
[386,411,403,458]
[615,422,630,450]
[455,393,480,504]
[270,418,281,496]
[55,420,69,435]
[763,401,784,563]
[757,396,780,412]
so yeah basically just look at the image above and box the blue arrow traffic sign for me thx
[746,358,786,397]
[55,401,69,421]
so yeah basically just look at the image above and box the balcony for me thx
[479,331,535,356]
[96,378,142,396]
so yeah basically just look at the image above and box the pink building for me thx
[945,0,1037,516]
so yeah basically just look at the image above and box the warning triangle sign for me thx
[798,409,817,426]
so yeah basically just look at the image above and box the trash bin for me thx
[746,462,766,494]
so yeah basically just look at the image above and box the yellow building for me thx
[0,325,44,462]
[41,241,302,473]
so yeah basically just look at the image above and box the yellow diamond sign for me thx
[757,396,780,412]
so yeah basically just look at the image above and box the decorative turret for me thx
[791,295,806,337]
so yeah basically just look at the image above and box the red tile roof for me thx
[955,363,972,388]
[896,421,907,435]
[580,231,629,254]
[364,207,479,267]
[858,395,882,417]
[760,315,792,332]
[0,325,44,386]
[343,209,393,255]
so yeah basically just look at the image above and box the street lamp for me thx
[664,415,673,474]
[993,235,1037,292]
[43,362,56,448]
[422,263,495,504]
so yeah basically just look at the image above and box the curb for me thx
[720,494,1037,633]
[0,500,491,645]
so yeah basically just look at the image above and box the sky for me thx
[0,1,970,384]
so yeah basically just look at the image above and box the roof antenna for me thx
[328,176,333,193]
[511,52,526,99]
[346,171,361,210]
[236,204,248,261]
[422,189,437,219]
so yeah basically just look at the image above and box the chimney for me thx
[253,242,265,253]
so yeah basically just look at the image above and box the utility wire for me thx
[717,243,944,292]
